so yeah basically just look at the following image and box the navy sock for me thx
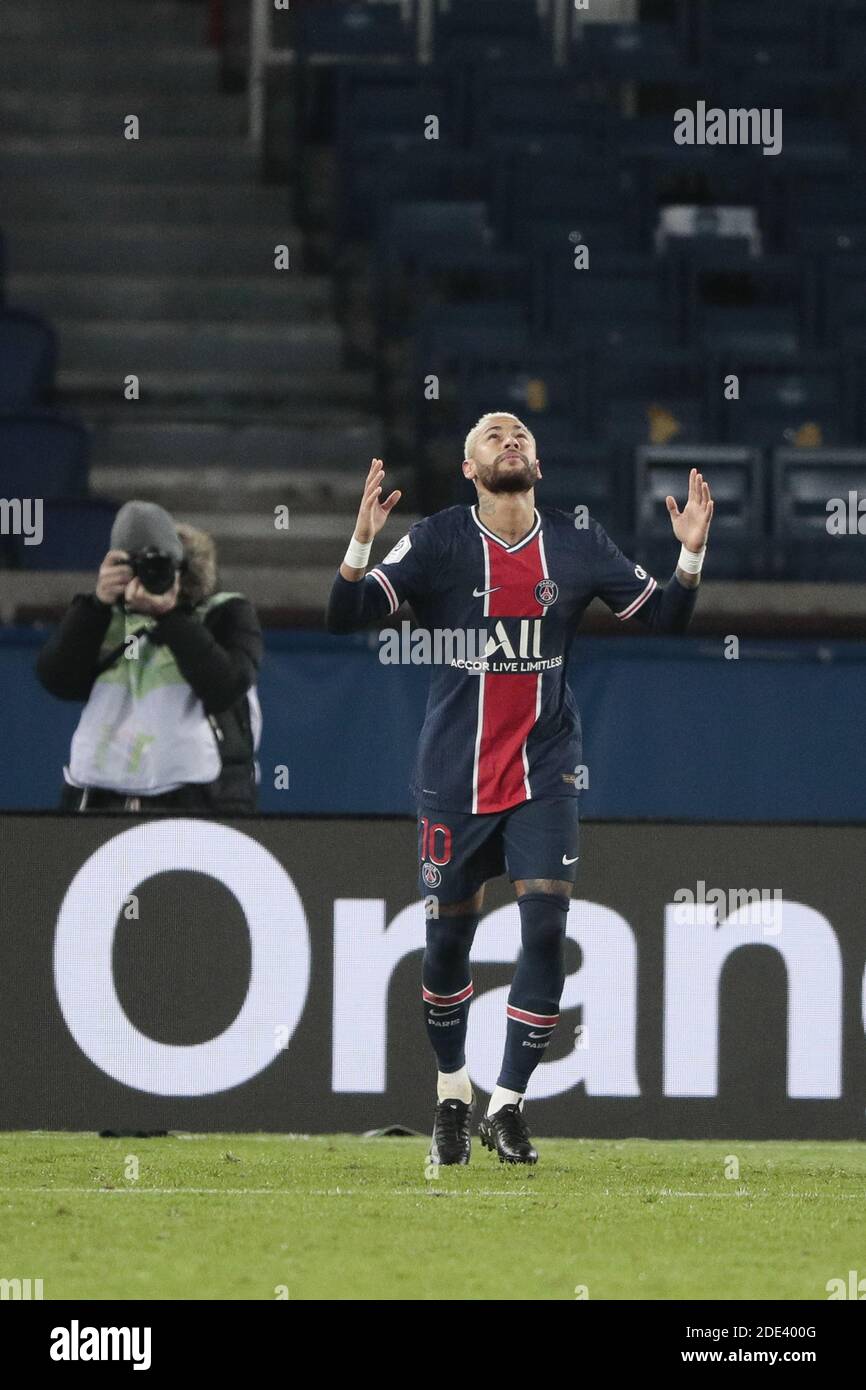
[422,912,479,1074]
[497,892,570,1092]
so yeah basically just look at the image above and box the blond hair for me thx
[464,411,532,461]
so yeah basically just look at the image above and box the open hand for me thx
[665,468,713,552]
[353,458,402,544]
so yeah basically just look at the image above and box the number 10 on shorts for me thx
[420,817,452,866]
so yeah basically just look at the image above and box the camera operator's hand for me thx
[124,573,181,617]
[95,550,133,606]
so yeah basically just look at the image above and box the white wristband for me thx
[678,542,706,575]
[343,534,372,570]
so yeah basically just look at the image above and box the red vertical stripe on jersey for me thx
[475,535,544,813]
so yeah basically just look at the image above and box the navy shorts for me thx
[416,796,580,904]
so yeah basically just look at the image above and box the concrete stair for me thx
[89,465,398,515]
[8,273,328,322]
[1,0,385,620]
[0,92,247,137]
[0,0,208,43]
[7,226,302,274]
[89,420,385,469]
[0,46,220,92]
[3,182,295,224]
[55,321,343,372]
[0,137,262,181]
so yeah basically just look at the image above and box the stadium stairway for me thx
[0,0,410,623]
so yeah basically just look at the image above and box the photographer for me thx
[36,500,263,813]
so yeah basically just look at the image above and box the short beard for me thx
[480,460,537,495]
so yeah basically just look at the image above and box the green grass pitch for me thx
[0,1133,863,1300]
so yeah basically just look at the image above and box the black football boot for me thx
[479,1103,538,1164]
[428,1094,475,1166]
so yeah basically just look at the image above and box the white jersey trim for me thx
[369,566,399,615]
[471,505,541,553]
[615,576,657,621]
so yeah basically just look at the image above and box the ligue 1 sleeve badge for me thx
[422,862,442,888]
[535,578,559,606]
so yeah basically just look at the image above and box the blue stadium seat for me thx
[620,115,693,160]
[434,0,547,68]
[592,348,709,449]
[570,19,688,79]
[458,354,589,440]
[625,148,771,252]
[533,438,630,537]
[824,257,866,348]
[601,396,707,450]
[437,33,552,70]
[335,64,460,155]
[459,364,580,417]
[296,1,412,61]
[635,444,766,579]
[830,0,866,74]
[676,250,811,349]
[695,0,831,70]
[433,0,547,69]
[376,200,524,338]
[709,352,847,448]
[798,225,866,258]
[699,305,801,356]
[340,143,489,240]
[415,301,530,361]
[782,165,866,247]
[436,0,543,44]
[13,497,117,572]
[501,161,638,252]
[0,412,88,498]
[412,302,533,449]
[780,118,849,165]
[531,242,672,343]
[0,309,57,409]
[472,77,613,156]
[379,200,494,273]
[842,348,866,440]
[772,447,866,578]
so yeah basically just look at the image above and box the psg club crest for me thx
[535,578,559,606]
[422,862,442,888]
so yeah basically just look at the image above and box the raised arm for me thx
[666,466,714,591]
[326,458,402,634]
[636,467,714,633]
[35,549,132,700]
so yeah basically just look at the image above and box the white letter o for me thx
[53,820,309,1096]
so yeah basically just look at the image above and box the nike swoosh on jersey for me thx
[562,854,580,865]
[472,585,502,597]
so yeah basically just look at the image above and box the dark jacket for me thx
[36,592,263,811]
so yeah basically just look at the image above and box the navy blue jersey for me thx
[359,504,666,814]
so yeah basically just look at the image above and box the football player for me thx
[327,414,713,1164]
